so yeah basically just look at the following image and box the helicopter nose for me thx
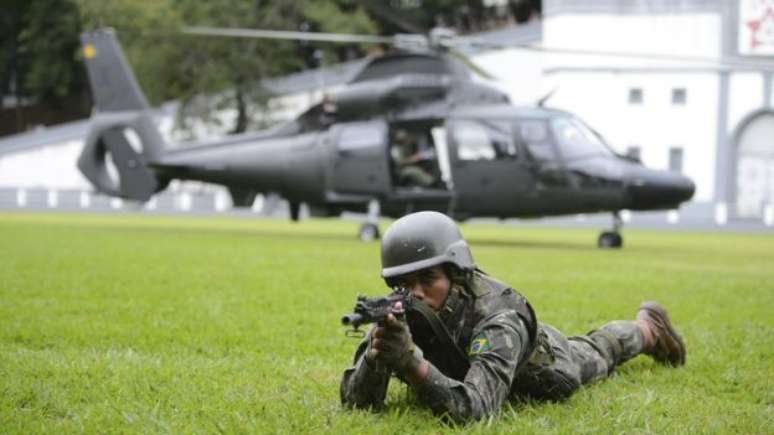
[627,170,695,209]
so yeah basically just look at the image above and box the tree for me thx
[76,0,184,105]
[0,0,88,133]
[361,0,541,34]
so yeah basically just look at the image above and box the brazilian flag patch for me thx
[468,332,492,357]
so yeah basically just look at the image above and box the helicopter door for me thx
[448,119,535,216]
[516,118,584,214]
[329,121,390,196]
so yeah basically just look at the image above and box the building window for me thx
[669,147,684,173]
[628,88,643,104]
[626,146,641,161]
[672,88,687,105]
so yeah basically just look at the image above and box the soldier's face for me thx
[395,266,451,312]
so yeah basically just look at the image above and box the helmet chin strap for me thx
[436,284,463,323]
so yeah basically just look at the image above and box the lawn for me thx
[1,212,772,433]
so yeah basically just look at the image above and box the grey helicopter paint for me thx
[77,29,695,248]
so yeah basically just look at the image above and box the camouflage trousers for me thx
[512,321,644,401]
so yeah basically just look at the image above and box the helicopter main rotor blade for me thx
[447,48,496,80]
[183,25,496,80]
[182,26,394,45]
[454,37,774,72]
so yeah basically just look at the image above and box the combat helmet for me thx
[381,211,475,281]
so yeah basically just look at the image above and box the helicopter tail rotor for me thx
[77,112,168,202]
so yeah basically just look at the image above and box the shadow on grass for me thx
[366,393,563,427]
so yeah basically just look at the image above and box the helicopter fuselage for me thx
[148,104,694,221]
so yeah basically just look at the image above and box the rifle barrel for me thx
[341,313,364,327]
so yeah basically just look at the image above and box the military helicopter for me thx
[77,23,695,249]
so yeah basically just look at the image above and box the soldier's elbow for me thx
[436,406,487,425]
[340,384,384,411]
[341,395,384,412]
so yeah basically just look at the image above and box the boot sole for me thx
[640,301,686,366]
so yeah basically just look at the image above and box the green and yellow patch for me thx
[468,332,492,357]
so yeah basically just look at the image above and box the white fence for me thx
[0,188,287,217]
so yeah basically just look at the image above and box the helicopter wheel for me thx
[597,231,623,249]
[358,222,380,242]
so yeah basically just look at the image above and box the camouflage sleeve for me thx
[340,328,391,410]
[412,310,530,422]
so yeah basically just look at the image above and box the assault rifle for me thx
[341,289,409,337]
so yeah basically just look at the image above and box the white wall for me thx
[544,13,722,69]
[728,72,764,134]
[0,141,90,189]
[770,74,774,107]
[472,48,547,104]
[728,73,765,134]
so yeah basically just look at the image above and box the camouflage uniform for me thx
[340,270,645,421]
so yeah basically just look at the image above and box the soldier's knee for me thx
[545,369,581,401]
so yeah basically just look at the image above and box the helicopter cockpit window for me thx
[485,120,518,158]
[338,124,383,152]
[519,120,555,162]
[551,117,613,160]
[452,120,498,161]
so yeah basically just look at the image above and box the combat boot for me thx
[637,301,686,366]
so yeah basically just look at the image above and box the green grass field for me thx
[1,212,772,434]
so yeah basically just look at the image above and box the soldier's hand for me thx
[369,313,411,364]
[366,303,423,376]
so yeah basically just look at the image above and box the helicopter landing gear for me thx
[598,211,623,249]
[358,222,380,242]
[358,199,381,242]
[289,201,300,222]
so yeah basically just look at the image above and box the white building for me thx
[506,0,774,222]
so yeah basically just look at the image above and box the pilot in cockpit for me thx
[391,129,437,188]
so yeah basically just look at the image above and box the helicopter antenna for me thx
[536,86,558,107]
